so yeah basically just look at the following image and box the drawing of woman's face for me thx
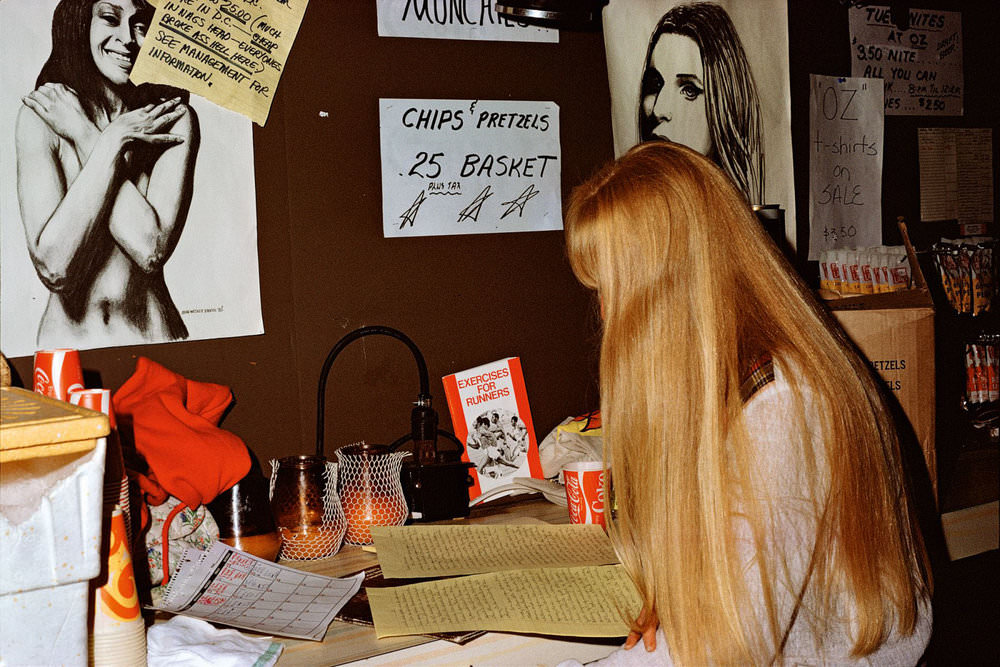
[640,33,712,156]
[89,0,149,86]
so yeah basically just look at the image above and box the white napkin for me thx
[147,616,283,667]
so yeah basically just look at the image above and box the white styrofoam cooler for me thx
[0,437,106,666]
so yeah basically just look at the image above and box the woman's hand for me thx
[104,97,188,149]
[624,605,659,652]
[21,83,93,146]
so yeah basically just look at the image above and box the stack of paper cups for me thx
[32,348,84,400]
[70,388,131,542]
[89,508,147,666]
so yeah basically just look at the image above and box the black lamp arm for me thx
[316,325,431,457]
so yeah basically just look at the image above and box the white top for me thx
[558,360,932,666]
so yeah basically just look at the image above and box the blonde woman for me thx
[561,142,931,665]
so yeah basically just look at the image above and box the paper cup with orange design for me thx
[89,508,146,665]
[563,461,609,527]
[33,348,84,400]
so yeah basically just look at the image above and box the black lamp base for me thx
[402,460,475,522]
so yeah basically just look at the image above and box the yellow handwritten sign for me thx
[130,0,309,125]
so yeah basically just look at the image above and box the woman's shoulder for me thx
[15,103,57,145]
[171,101,200,137]
[740,355,827,481]
[743,355,821,415]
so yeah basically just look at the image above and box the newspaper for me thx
[156,541,363,641]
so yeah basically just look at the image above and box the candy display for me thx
[932,238,996,316]
[819,245,912,295]
[965,336,999,406]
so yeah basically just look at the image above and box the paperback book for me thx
[442,357,543,503]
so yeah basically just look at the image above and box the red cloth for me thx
[113,357,250,511]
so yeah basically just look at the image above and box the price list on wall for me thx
[848,5,963,116]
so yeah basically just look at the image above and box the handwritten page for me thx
[807,75,884,261]
[379,99,562,238]
[371,524,619,579]
[157,541,363,640]
[375,0,557,43]
[849,6,963,116]
[367,565,641,638]
[130,0,309,125]
[918,128,993,223]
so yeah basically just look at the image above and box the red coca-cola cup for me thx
[563,461,608,527]
[33,348,84,400]
[68,388,116,428]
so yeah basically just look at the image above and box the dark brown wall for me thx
[9,1,612,464]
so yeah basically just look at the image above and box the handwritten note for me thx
[918,128,994,223]
[808,75,884,261]
[849,5,963,116]
[368,565,641,638]
[379,99,562,238]
[371,524,619,579]
[376,0,557,42]
[130,0,309,125]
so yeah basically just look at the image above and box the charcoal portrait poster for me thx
[0,0,263,359]
[603,0,796,246]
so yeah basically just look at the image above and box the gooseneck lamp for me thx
[315,325,472,521]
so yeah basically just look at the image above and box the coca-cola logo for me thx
[33,368,53,397]
[565,474,583,522]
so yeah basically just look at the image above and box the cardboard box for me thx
[823,221,938,499]
[0,387,109,665]
[824,244,937,501]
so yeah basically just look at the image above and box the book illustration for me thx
[466,407,529,480]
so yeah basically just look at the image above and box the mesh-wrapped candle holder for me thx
[269,455,346,560]
[336,443,409,546]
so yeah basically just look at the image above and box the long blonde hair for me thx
[565,142,929,664]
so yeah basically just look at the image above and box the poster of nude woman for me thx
[0,0,263,358]
[603,0,796,247]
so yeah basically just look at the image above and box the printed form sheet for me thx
[158,541,363,640]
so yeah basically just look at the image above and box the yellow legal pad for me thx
[371,523,620,579]
[368,564,640,639]
[368,524,641,638]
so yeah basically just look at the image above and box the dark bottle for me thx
[207,449,281,561]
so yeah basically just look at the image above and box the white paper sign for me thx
[379,99,562,238]
[849,6,963,116]
[808,75,884,261]
[376,0,557,42]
